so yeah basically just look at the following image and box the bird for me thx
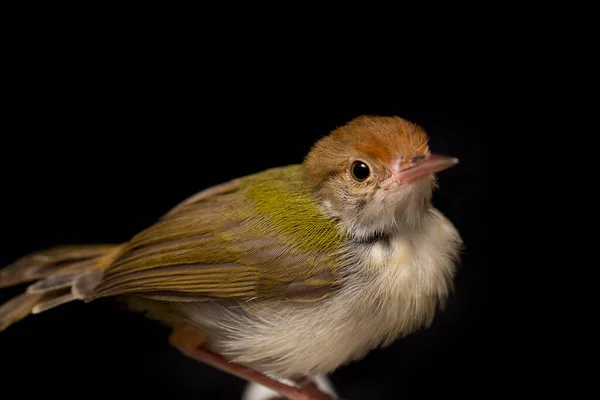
[0,115,462,400]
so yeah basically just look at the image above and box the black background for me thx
[0,48,489,399]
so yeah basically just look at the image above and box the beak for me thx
[381,154,459,189]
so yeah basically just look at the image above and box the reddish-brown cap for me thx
[304,116,430,188]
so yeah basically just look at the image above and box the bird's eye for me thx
[351,161,370,182]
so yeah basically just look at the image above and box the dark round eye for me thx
[351,161,370,181]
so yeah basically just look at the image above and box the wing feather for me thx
[90,166,347,302]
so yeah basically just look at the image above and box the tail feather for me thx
[0,244,125,331]
[0,245,119,288]
[31,291,76,314]
[0,292,45,332]
[27,273,79,294]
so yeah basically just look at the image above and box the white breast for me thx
[202,208,462,379]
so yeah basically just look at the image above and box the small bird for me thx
[0,115,462,400]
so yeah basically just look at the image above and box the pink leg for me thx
[169,326,334,400]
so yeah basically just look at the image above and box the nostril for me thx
[411,155,425,163]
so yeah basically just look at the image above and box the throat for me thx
[349,216,425,244]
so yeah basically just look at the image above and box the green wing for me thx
[91,165,348,302]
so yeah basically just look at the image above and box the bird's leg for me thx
[293,377,339,400]
[169,325,335,400]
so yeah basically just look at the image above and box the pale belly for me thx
[193,283,441,378]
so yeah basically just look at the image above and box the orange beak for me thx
[381,154,459,189]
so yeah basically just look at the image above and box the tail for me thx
[0,244,125,332]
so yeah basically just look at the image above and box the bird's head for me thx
[304,115,458,239]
